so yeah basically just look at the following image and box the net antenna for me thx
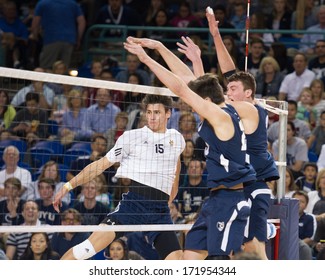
[244,0,251,72]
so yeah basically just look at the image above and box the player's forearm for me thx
[157,42,195,84]
[213,34,236,74]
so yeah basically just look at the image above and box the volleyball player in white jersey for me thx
[53,94,185,260]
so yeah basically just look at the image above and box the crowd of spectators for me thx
[0,0,325,260]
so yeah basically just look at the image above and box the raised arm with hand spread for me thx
[177,36,205,77]
[127,37,195,84]
[206,9,236,74]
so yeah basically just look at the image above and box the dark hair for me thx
[25,91,39,103]
[91,134,107,144]
[292,190,309,204]
[4,177,22,191]
[227,71,256,98]
[142,94,173,112]
[188,73,224,105]
[105,238,129,260]
[38,177,56,191]
[0,90,11,115]
[20,232,59,260]
[288,100,298,110]
[303,162,318,172]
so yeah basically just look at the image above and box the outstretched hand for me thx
[52,186,68,213]
[176,36,201,63]
[126,36,161,50]
[124,37,149,62]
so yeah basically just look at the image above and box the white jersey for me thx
[106,126,185,195]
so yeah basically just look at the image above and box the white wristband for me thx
[64,182,73,192]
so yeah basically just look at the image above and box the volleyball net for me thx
[0,67,295,259]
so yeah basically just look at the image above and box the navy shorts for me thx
[102,190,173,245]
[185,189,250,256]
[243,181,271,242]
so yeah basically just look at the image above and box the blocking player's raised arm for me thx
[124,37,226,124]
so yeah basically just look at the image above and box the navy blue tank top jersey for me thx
[198,104,256,189]
[246,105,279,181]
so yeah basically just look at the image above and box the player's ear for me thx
[245,89,252,98]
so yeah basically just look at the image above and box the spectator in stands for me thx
[255,56,285,99]
[0,1,29,69]
[104,237,144,260]
[115,54,151,86]
[308,40,325,81]
[266,0,293,41]
[6,200,50,259]
[99,69,124,109]
[36,177,68,225]
[10,67,55,113]
[178,159,209,218]
[9,91,48,148]
[306,168,325,217]
[51,208,89,258]
[268,100,311,144]
[79,88,121,141]
[19,232,60,260]
[291,0,318,38]
[284,167,299,197]
[230,2,246,32]
[32,160,70,205]
[78,174,112,208]
[278,53,315,101]
[73,179,109,225]
[307,111,325,156]
[105,111,128,151]
[296,87,317,128]
[0,146,33,200]
[310,79,325,124]
[246,38,266,78]
[31,0,86,70]
[268,42,294,75]
[0,177,25,226]
[59,89,87,147]
[142,0,165,26]
[299,5,325,54]
[0,89,16,133]
[272,121,309,179]
[145,9,175,50]
[295,162,318,192]
[293,190,317,246]
[169,1,202,38]
[122,73,144,113]
[178,112,199,143]
[95,0,142,38]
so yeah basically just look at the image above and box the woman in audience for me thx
[310,79,325,125]
[0,90,16,133]
[306,168,325,217]
[268,42,294,74]
[20,232,60,260]
[255,56,285,98]
[59,89,87,147]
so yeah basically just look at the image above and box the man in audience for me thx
[278,53,316,101]
[308,39,325,82]
[0,146,33,200]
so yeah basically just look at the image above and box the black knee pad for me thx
[154,231,181,259]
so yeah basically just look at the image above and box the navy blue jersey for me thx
[198,105,256,189]
[246,105,279,181]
